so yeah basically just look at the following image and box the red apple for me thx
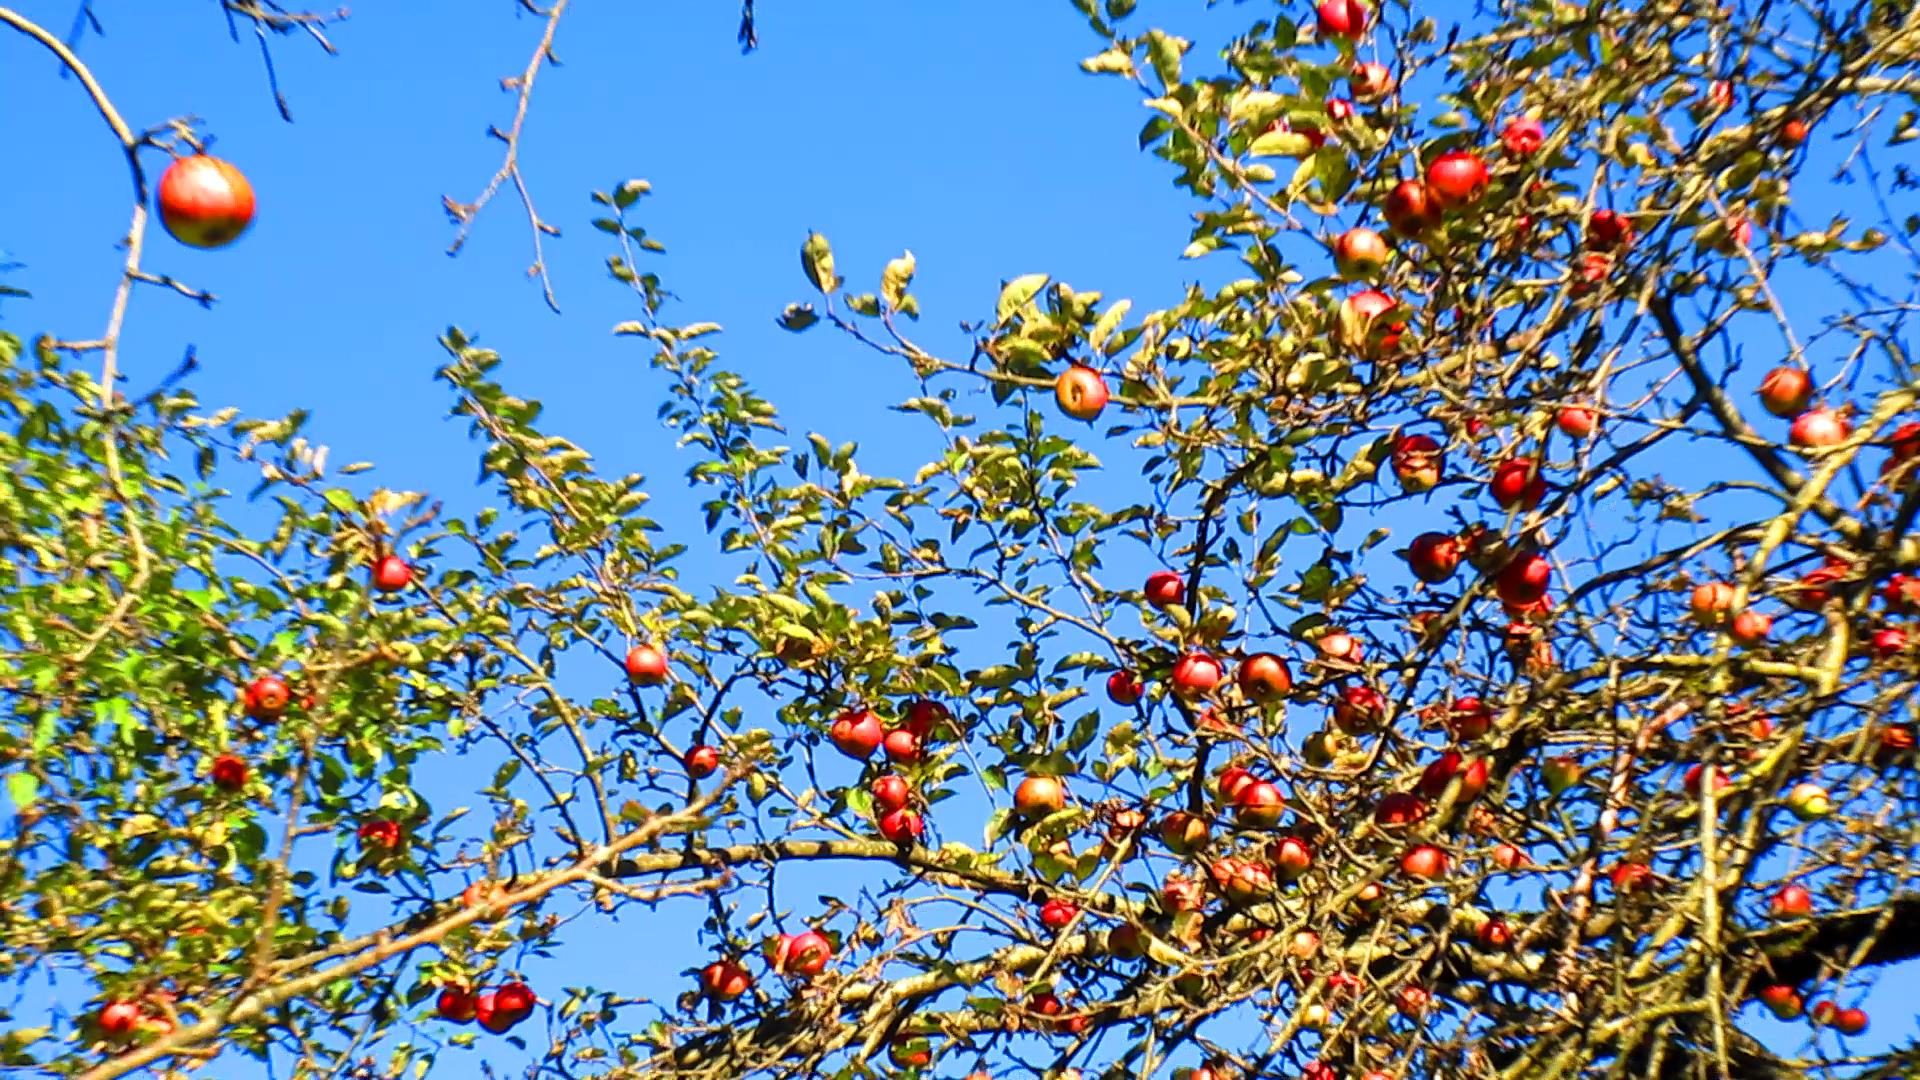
[1171,652,1225,699]
[1014,775,1067,819]
[1501,116,1546,156]
[882,727,922,764]
[1492,842,1527,870]
[437,985,479,1023]
[1055,365,1110,421]
[1144,570,1186,608]
[493,981,536,1025]
[624,644,669,686]
[1835,1007,1869,1035]
[903,699,951,739]
[1107,923,1146,959]
[1339,288,1405,357]
[877,807,924,843]
[1489,456,1547,511]
[889,1036,933,1068]
[1730,609,1772,647]
[872,774,911,811]
[1106,669,1144,705]
[1586,209,1635,250]
[828,709,883,760]
[1476,916,1513,951]
[1609,861,1655,895]
[1556,404,1597,439]
[1407,531,1463,583]
[1209,855,1274,903]
[1418,752,1488,803]
[1384,179,1440,237]
[1391,433,1444,492]
[1317,629,1364,662]
[1375,790,1430,828]
[1315,0,1371,38]
[1271,835,1314,879]
[1690,582,1735,627]
[1326,97,1356,121]
[1332,684,1386,734]
[1333,226,1391,280]
[1757,984,1803,1019]
[1038,897,1079,930]
[357,819,402,851]
[1402,843,1449,880]
[771,930,833,976]
[98,1001,143,1039]
[157,154,256,249]
[1757,366,1813,417]
[210,753,249,793]
[1216,765,1257,803]
[243,674,291,721]
[1495,550,1552,605]
[1235,780,1285,828]
[1789,407,1849,448]
[1159,811,1210,854]
[685,744,720,779]
[1780,117,1810,147]
[1425,150,1489,209]
[372,554,413,593]
[1769,883,1813,918]
[1349,61,1394,100]
[1682,763,1730,798]
[1237,652,1293,702]
[1872,626,1908,658]
[698,960,752,1000]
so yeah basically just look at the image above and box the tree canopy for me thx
[4,1,1920,1078]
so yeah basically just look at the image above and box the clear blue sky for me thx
[2,0,1913,1074]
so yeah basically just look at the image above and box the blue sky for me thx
[3,0,1915,1074]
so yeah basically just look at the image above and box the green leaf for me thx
[996,274,1051,326]
[1249,130,1316,159]
[778,304,820,332]
[5,773,37,811]
[613,179,652,208]
[1144,29,1188,89]
[881,251,916,311]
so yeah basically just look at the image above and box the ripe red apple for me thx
[1315,0,1371,38]
[685,744,720,779]
[1757,366,1813,417]
[1339,288,1405,357]
[157,154,256,249]
[1216,765,1257,803]
[1488,456,1547,511]
[1835,1006,1869,1035]
[1316,629,1364,662]
[882,727,922,764]
[1333,226,1391,280]
[1441,697,1490,741]
[1401,843,1449,880]
[1769,883,1813,918]
[624,644,669,686]
[473,989,509,1033]
[1171,652,1225,699]
[1014,775,1067,819]
[1495,550,1552,605]
[1144,569,1186,608]
[1038,897,1079,929]
[1391,433,1444,492]
[1729,609,1772,647]
[1780,117,1810,148]
[1556,404,1597,439]
[1476,916,1513,951]
[358,819,403,852]
[1789,407,1850,448]
[829,708,884,760]
[1326,97,1356,121]
[1757,983,1803,1019]
[877,807,924,843]
[902,699,951,739]
[1235,780,1285,828]
[1418,752,1488,803]
[872,774,911,812]
[1501,116,1546,156]
[1871,626,1908,658]
[371,554,414,593]
[888,1036,933,1068]
[1609,861,1655,895]
[1374,790,1430,828]
[98,1001,143,1039]
[437,985,479,1023]
[1105,669,1144,705]
[1425,150,1489,209]
[1586,209,1635,250]
[1492,842,1527,870]
[1406,531,1463,583]
[1690,582,1736,627]
[1332,684,1386,735]
[1237,652,1293,702]
[492,981,536,1026]
[1158,811,1210,854]
[1384,179,1440,237]
[1055,365,1110,421]
[1210,855,1274,903]
[1682,763,1730,798]
[1269,835,1314,880]
[698,960,753,1000]
[771,930,833,976]
[210,753,249,793]
[1349,61,1394,100]
[1106,923,1146,959]
[243,674,291,721]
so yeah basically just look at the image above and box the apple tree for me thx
[4,0,1920,1078]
